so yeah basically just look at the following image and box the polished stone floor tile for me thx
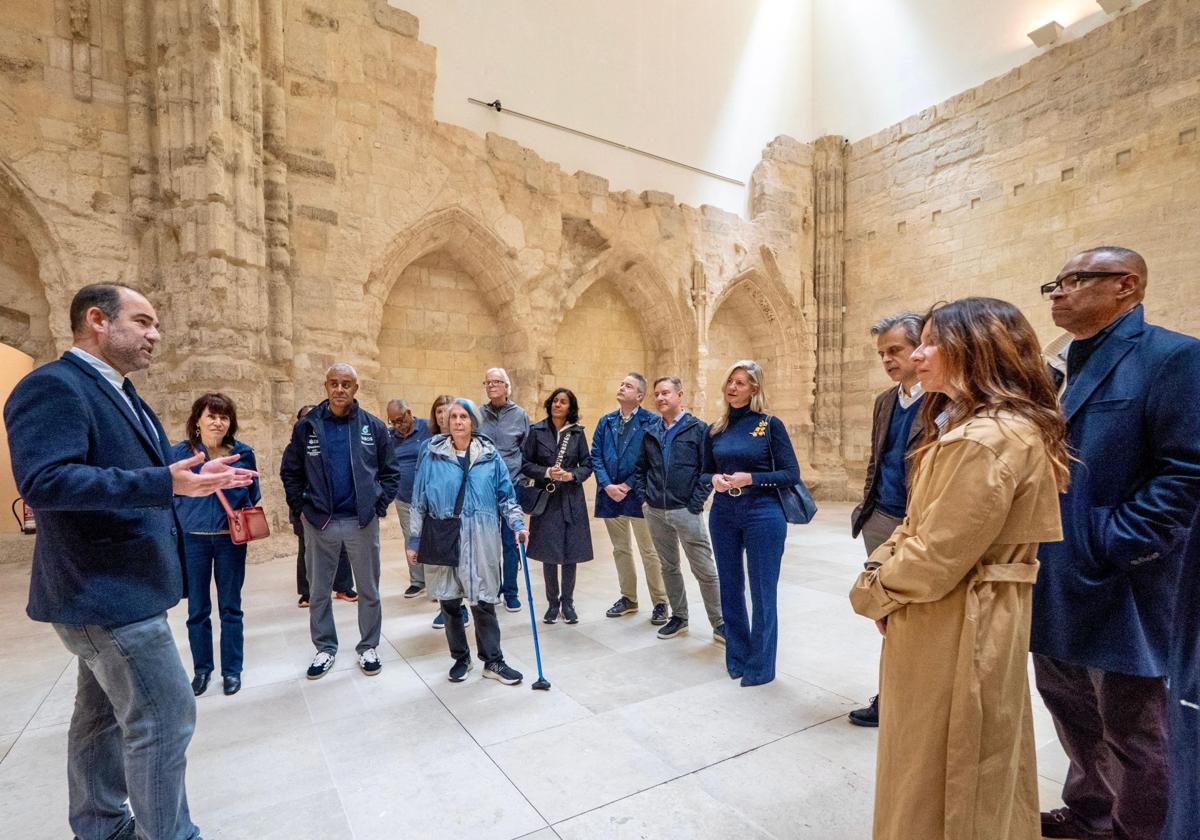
[0,503,1073,838]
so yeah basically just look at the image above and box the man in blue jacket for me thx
[632,376,724,644]
[1031,247,1200,840]
[4,283,256,840]
[280,364,400,681]
[387,398,431,598]
[592,372,668,625]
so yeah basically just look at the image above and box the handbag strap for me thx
[765,416,777,472]
[452,449,471,516]
[192,445,236,516]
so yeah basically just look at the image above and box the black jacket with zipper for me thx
[632,413,712,514]
[279,400,400,528]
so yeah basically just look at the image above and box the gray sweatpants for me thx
[396,500,423,586]
[643,505,723,629]
[304,517,382,655]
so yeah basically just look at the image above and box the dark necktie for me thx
[121,378,158,443]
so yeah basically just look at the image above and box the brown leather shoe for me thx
[1040,807,1114,839]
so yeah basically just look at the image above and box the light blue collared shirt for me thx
[67,346,158,440]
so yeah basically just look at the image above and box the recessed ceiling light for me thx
[1028,21,1065,48]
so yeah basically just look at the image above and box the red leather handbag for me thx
[215,488,270,544]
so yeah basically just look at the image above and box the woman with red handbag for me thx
[170,393,261,697]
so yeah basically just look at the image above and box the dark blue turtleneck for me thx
[701,405,800,489]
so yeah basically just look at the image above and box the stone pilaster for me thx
[811,135,849,497]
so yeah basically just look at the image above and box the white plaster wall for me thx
[813,0,1153,141]
[392,0,815,215]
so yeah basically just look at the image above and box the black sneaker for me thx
[403,584,425,598]
[657,616,689,639]
[605,596,637,617]
[448,658,473,682]
[848,695,879,727]
[650,603,669,625]
[712,623,726,646]
[483,661,523,685]
[562,602,579,624]
[358,648,382,676]
[306,651,335,680]
[543,604,559,624]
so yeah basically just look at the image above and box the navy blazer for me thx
[5,352,183,626]
[1031,306,1200,676]
[1165,505,1200,840]
[590,406,656,518]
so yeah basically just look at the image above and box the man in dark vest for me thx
[4,284,256,840]
[847,311,925,727]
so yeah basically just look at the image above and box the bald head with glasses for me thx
[1043,246,1148,339]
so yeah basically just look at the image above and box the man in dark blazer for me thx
[1031,247,1200,840]
[592,372,668,624]
[847,311,925,727]
[4,284,255,840]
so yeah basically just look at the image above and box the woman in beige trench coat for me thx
[851,298,1069,840]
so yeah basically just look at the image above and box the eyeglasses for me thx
[1040,271,1129,299]
[483,380,506,388]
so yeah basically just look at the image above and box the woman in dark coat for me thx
[521,388,593,624]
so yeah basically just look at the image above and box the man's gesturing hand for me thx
[170,453,258,497]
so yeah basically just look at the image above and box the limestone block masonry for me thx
[0,0,1196,560]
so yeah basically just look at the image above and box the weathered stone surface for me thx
[1,0,1195,548]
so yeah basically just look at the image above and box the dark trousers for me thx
[499,520,520,598]
[183,533,247,677]
[441,598,502,665]
[709,494,786,685]
[295,530,353,598]
[542,563,577,605]
[1033,654,1169,840]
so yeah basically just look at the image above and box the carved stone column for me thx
[811,136,849,497]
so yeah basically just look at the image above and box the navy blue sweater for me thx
[701,407,800,491]
[170,439,261,532]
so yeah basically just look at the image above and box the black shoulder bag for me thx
[417,457,471,567]
[766,418,818,525]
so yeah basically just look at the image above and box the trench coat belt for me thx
[944,559,1040,839]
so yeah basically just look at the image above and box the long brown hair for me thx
[915,298,1070,490]
[429,394,455,435]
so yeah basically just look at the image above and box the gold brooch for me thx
[750,419,768,437]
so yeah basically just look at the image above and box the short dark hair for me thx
[652,376,683,392]
[69,284,125,335]
[186,393,239,448]
[543,387,580,424]
[296,404,316,420]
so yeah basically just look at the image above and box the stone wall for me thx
[839,0,1200,486]
[0,0,818,557]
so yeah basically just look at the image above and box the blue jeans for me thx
[183,532,248,676]
[709,493,787,685]
[53,614,199,840]
[499,519,520,598]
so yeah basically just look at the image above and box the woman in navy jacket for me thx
[171,393,260,697]
[702,360,800,686]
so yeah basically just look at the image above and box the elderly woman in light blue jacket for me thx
[407,398,529,685]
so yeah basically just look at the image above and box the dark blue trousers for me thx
[183,533,247,677]
[709,493,786,685]
[499,520,520,598]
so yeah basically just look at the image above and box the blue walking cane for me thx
[519,540,551,690]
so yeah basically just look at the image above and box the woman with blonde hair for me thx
[701,360,800,686]
[850,297,1068,840]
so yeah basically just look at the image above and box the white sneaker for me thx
[358,648,382,676]
[306,651,335,680]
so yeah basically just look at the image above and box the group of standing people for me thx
[847,246,1200,840]
[8,246,1199,840]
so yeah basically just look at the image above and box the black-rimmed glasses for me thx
[1040,271,1129,299]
